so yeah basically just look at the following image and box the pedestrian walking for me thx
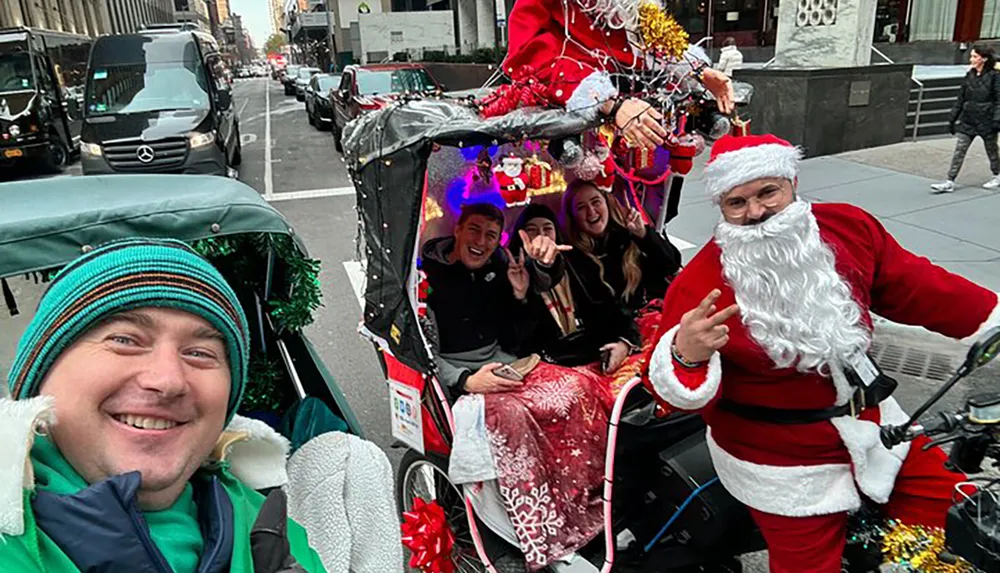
[931,45,1000,193]
[715,37,744,77]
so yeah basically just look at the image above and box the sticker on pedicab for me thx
[389,379,424,454]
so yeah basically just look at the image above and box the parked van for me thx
[0,27,91,172]
[80,30,241,176]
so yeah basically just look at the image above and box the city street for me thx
[5,75,1000,572]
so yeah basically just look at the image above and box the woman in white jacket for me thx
[715,37,744,77]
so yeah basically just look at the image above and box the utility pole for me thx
[324,0,336,73]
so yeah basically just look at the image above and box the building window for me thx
[983,0,1000,39]
[909,0,957,42]
[665,0,709,39]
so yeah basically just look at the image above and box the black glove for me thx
[251,489,307,573]
[949,122,957,136]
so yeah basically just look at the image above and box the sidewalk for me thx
[670,136,1000,291]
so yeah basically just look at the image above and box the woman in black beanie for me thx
[509,203,640,372]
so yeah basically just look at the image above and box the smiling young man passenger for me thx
[1,239,324,572]
[646,134,1000,572]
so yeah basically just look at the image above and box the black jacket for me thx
[421,236,534,355]
[950,68,1000,137]
[519,258,640,366]
[565,222,681,314]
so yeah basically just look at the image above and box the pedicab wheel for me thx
[398,450,529,573]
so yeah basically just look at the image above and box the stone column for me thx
[774,0,878,68]
[455,0,477,54]
[475,0,495,51]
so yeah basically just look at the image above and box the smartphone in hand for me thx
[493,364,525,382]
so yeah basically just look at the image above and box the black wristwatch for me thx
[604,97,625,126]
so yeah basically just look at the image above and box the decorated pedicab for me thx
[339,28,770,570]
[0,174,363,435]
[0,174,405,572]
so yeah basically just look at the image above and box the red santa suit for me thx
[502,0,709,113]
[645,134,1000,572]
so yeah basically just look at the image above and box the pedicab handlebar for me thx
[877,327,1000,572]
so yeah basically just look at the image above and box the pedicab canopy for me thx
[342,98,601,375]
[0,174,362,436]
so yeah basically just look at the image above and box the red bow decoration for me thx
[401,498,456,573]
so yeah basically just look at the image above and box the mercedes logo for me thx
[136,145,155,163]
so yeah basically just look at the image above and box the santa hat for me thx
[703,133,802,204]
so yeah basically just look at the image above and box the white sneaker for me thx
[984,176,1000,190]
[931,180,955,193]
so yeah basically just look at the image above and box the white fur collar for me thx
[0,397,289,536]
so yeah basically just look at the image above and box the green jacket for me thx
[0,467,327,573]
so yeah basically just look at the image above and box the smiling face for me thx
[572,185,609,237]
[523,216,557,242]
[453,213,502,270]
[39,307,231,510]
[719,177,796,226]
[971,50,986,69]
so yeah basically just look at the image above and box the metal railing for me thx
[871,45,894,65]
[911,77,925,141]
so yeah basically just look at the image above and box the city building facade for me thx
[105,0,175,33]
[174,0,211,31]
[0,0,112,37]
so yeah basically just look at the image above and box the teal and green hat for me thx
[7,238,250,422]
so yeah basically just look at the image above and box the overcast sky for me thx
[230,0,273,48]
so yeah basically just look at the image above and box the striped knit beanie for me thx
[8,238,250,423]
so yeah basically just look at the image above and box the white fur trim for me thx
[829,364,855,407]
[706,398,912,517]
[222,415,291,490]
[566,71,619,114]
[829,397,911,504]
[706,428,861,517]
[449,395,497,484]
[0,397,56,536]
[963,296,1000,343]
[648,324,722,410]
[704,144,802,203]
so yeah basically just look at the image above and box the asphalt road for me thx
[230,78,400,468]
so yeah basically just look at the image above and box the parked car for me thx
[330,64,440,151]
[294,66,320,101]
[304,73,341,130]
[80,30,241,176]
[281,64,302,95]
[0,27,92,173]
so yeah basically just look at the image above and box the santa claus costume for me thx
[496,0,711,115]
[646,134,1000,572]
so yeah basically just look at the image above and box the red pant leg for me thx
[883,435,967,527]
[748,508,847,573]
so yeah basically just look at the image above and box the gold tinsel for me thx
[881,521,972,573]
[638,2,689,61]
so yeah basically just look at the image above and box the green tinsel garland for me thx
[191,233,323,413]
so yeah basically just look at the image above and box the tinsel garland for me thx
[191,233,323,413]
[881,521,973,573]
[638,2,689,61]
[847,508,975,573]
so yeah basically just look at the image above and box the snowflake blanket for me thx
[483,362,614,570]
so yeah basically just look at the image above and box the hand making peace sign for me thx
[504,247,530,301]
[674,289,741,364]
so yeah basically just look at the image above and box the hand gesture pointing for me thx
[517,229,572,266]
[674,289,740,364]
[505,247,529,300]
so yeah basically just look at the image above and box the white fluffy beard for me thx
[714,200,871,380]
[576,0,648,30]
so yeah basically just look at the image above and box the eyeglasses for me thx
[721,186,787,217]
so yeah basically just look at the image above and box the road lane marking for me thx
[239,97,250,117]
[343,261,367,309]
[264,82,273,199]
[241,133,258,145]
[264,186,355,202]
